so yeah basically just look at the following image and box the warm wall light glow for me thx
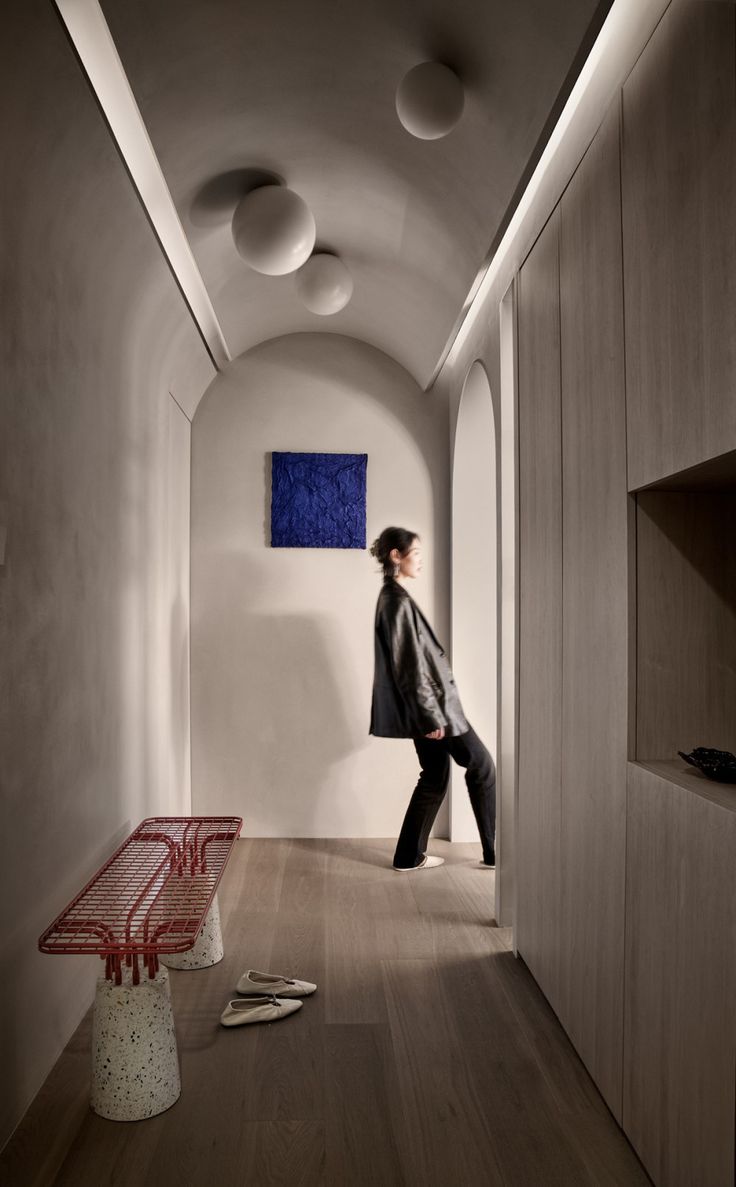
[435,0,670,382]
[54,0,231,370]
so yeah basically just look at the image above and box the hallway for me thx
[2,839,650,1186]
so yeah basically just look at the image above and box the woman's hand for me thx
[425,726,446,740]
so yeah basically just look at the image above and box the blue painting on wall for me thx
[270,451,367,548]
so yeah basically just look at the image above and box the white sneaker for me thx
[220,994,302,1027]
[392,855,445,872]
[236,969,317,997]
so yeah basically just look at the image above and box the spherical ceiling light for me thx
[395,61,464,140]
[295,253,354,315]
[232,184,316,275]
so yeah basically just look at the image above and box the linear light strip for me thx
[55,0,231,371]
[433,0,668,383]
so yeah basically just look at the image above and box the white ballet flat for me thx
[220,994,302,1027]
[236,969,317,998]
[392,855,445,872]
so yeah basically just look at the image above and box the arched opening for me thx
[190,333,447,837]
[450,361,498,851]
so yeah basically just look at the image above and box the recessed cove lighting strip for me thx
[434,0,669,383]
[55,0,231,370]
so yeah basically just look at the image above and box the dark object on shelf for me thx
[677,747,736,784]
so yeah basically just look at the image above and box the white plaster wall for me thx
[451,362,498,841]
[191,333,449,837]
[165,402,193,814]
[0,2,212,1146]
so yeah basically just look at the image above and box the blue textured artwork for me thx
[270,452,367,548]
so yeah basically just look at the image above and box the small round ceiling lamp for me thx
[295,253,353,315]
[395,61,464,140]
[232,184,316,275]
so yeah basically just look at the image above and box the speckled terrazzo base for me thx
[160,894,224,970]
[90,965,181,1121]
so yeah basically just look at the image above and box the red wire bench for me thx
[39,816,242,982]
[38,816,242,1120]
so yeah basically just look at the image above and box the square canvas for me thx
[270,451,367,548]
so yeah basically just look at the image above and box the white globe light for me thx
[295,253,354,315]
[232,184,316,275]
[396,61,464,140]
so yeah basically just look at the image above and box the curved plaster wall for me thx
[451,362,498,841]
[0,1,214,1146]
[190,333,450,838]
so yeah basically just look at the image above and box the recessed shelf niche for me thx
[632,451,736,811]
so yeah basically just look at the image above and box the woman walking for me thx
[369,526,496,871]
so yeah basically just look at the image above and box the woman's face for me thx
[393,538,422,579]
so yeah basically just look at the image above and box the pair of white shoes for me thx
[220,969,317,1027]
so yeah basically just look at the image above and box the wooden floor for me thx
[2,839,651,1186]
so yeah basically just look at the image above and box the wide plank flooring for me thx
[1,839,651,1186]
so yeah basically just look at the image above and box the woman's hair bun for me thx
[370,526,418,577]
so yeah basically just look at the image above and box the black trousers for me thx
[393,725,496,869]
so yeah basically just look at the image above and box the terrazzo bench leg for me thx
[90,965,181,1121]
[160,894,224,970]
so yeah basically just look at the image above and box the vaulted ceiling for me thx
[101,0,609,387]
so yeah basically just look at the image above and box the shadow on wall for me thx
[193,551,368,835]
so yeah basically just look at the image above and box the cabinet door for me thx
[622,0,736,489]
[625,764,736,1187]
[516,209,563,1015]
[558,101,628,1120]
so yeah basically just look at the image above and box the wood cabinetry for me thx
[558,102,628,1120]
[621,6,736,1173]
[515,4,736,1179]
[516,208,563,1015]
[622,0,736,490]
[624,763,736,1187]
[516,102,628,1119]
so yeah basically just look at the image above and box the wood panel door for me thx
[516,209,563,1015]
[622,0,736,490]
[624,763,736,1187]
[558,101,628,1120]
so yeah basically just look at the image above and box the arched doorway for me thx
[451,361,498,848]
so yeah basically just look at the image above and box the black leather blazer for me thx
[370,580,469,739]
